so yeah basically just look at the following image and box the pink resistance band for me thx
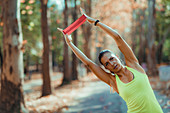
[63,15,87,35]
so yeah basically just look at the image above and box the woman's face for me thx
[101,52,122,73]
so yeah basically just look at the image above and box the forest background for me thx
[0,0,169,112]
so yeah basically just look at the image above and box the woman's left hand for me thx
[80,7,96,24]
[57,28,72,44]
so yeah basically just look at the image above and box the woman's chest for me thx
[117,74,148,99]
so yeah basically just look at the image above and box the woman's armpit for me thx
[109,75,119,94]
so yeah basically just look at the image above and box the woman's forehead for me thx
[101,52,116,63]
[104,52,115,58]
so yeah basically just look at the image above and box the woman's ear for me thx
[101,65,110,73]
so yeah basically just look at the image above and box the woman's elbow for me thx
[81,58,92,67]
[85,60,94,68]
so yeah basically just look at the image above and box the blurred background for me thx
[0,0,169,113]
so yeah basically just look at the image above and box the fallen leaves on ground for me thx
[24,72,99,113]
[23,72,169,112]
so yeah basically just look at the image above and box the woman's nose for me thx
[109,61,114,65]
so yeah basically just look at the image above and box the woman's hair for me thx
[98,49,112,65]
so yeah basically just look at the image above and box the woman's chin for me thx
[113,65,122,73]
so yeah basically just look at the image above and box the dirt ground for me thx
[24,72,99,113]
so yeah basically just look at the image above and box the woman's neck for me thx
[115,66,127,77]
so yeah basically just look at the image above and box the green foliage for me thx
[50,4,64,66]
[20,1,65,66]
[49,3,84,66]
[133,0,170,63]
[155,0,170,62]
[162,39,170,62]
[21,0,42,65]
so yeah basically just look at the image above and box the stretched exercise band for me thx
[63,14,87,35]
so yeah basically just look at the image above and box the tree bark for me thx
[62,0,71,85]
[71,0,78,80]
[24,51,30,79]
[130,1,137,53]
[40,0,52,96]
[35,57,39,72]
[0,47,2,68]
[81,0,92,73]
[0,0,26,112]
[138,9,146,64]
[52,50,56,71]
[146,0,158,76]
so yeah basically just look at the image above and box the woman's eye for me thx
[110,57,114,60]
[106,62,108,66]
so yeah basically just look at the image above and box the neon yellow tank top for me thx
[115,66,163,113]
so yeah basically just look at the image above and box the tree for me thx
[0,6,2,73]
[137,9,147,64]
[81,0,92,73]
[0,47,2,69]
[71,0,78,80]
[129,0,170,74]
[0,0,26,112]
[146,0,158,76]
[40,0,52,96]
[61,0,71,85]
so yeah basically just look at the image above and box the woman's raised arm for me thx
[80,8,145,73]
[96,23,138,64]
[80,8,139,67]
[57,28,117,89]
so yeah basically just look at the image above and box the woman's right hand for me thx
[80,7,96,24]
[57,28,72,44]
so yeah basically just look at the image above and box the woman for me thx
[58,8,163,113]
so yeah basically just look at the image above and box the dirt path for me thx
[62,81,170,113]
[23,73,170,113]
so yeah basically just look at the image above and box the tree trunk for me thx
[146,0,158,76]
[0,0,26,112]
[71,0,78,80]
[40,0,52,96]
[157,45,163,64]
[81,0,92,73]
[36,57,39,72]
[24,51,30,79]
[130,1,137,53]
[138,9,146,64]
[157,26,170,64]
[62,0,71,85]
[0,47,2,68]
[52,50,56,71]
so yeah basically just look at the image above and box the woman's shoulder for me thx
[126,62,146,74]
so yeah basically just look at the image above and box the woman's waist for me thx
[127,98,163,113]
